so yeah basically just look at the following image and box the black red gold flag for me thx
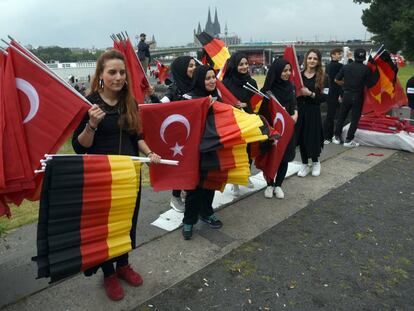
[196,32,230,70]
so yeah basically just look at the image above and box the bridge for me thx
[151,41,379,65]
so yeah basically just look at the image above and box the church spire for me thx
[205,7,214,36]
[197,22,202,34]
[213,7,221,35]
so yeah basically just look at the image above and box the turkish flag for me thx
[140,97,210,191]
[283,45,304,96]
[255,95,295,181]
[0,53,5,190]
[216,79,239,106]
[114,38,149,105]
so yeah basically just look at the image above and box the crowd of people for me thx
[71,46,411,301]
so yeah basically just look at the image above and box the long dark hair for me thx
[89,49,141,134]
[303,48,325,92]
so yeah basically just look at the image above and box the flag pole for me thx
[245,82,269,98]
[8,45,93,107]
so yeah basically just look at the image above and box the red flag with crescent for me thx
[140,97,210,191]
[283,45,304,96]
[254,95,295,181]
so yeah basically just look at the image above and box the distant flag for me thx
[155,60,170,84]
[196,32,230,70]
[283,45,304,95]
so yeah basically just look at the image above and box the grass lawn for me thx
[1,65,413,235]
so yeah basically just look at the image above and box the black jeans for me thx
[323,90,341,139]
[267,162,288,187]
[102,253,129,277]
[183,187,214,225]
[172,190,181,198]
[334,92,363,141]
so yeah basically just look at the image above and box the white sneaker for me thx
[232,184,240,196]
[274,186,284,199]
[312,162,321,177]
[323,139,331,145]
[247,178,254,189]
[297,164,311,177]
[343,140,359,147]
[170,196,185,213]
[264,186,274,199]
[332,136,341,145]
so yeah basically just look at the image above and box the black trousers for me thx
[299,145,319,164]
[334,92,363,141]
[102,253,129,277]
[183,187,214,225]
[323,90,341,139]
[172,190,181,198]
[267,161,288,187]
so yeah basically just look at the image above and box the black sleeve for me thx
[335,67,344,81]
[71,112,90,154]
[149,94,160,103]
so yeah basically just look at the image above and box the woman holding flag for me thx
[181,64,223,240]
[260,58,298,199]
[72,49,161,301]
[296,49,326,178]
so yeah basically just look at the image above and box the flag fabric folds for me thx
[140,98,211,191]
[196,32,230,70]
[283,45,304,95]
[215,79,239,106]
[254,95,295,182]
[250,93,264,114]
[33,155,141,282]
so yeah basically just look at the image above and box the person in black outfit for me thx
[222,52,258,194]
[137,33,151,74]
[296,49,326,178]
[159,56,197,212]
[406,75,414,122]
[182,65,223,240]
[260,58,298,199]
[333,48,371,147]
[323,48,343,144]
[72,50,161,301]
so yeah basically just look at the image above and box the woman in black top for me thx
[223,52,258,112]
[181,65,223,240]
[160,56,196,103]
[296,49,325,178]
[72,49,160,301]
[260,58,298,199]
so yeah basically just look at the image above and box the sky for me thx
[0,0,370,49]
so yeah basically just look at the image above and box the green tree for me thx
[354,0,414,60]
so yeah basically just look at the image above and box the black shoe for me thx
[200,214,223,229]
[182,224,193,240]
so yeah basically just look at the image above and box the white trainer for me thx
[312,162,321,177]
[264,186,274,199]
[274,186,284,199]
[323,139,331,145]
[343,140,359,147]
[247,178,254,189]
[297,164,311,177]
[332,136,341,145]
[170,196,185,213]
[232,184,240,196]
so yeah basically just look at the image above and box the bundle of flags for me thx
[33,155,141,282]
[0,38,90,218]
[111,32,150,104]
[363,46,407,115]
[283,45,304,95]
[358,115,414,134]
[196,32,230,70]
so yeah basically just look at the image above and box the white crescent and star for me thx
[272,112,285,146]
[159,114,191,157]
[15,78,39,124]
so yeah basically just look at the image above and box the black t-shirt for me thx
[72,92,142,156]
[335,61,371,94]
[407,76,414,109]
[327,60,343,93]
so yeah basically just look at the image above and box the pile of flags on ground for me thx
[0,39,90,217]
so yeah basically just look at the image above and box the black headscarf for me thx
[261,58,295,106]
[170,56,194,94]
[189,65,219,98]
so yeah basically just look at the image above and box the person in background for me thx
[333,48,371,147]
[181,65,223,240]
[406,75,414,122]
[296,49,326,178]
[260,58,298,199]
[137,33,151,74]
[323,48,343,144]
[72,49,161,301]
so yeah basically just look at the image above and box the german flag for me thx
[250,93,264,114]
[375,49,398,97]
[34,155,141,282]
[366,55,381,103]
[196,32,230,70]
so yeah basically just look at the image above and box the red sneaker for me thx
[103,274,124,301]
[116,264,144,286]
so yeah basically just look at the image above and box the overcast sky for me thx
[0,0,370,48]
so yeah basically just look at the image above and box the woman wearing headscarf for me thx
[260,58,298,199]
[181,65,223,240]
[296,49,326,177]
[223,52,258,194]
[158,56,197,213]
